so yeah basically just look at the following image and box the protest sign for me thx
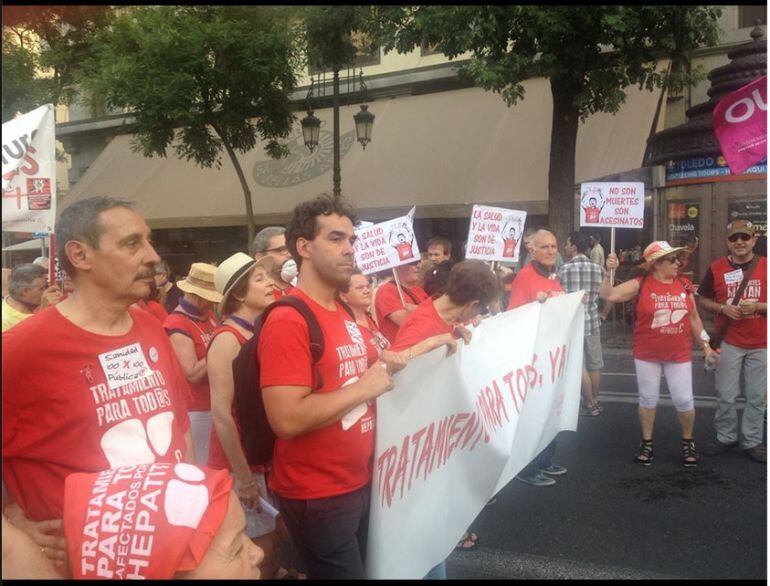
[366,292,584,579]
[713,76,767,175]
[580,182,645,229]
[354,207,420,274]
[465,205,527,262]
[2,104,57,234]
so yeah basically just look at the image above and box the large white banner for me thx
[2,104,57,233]
[465,205,527,263]
[354,207,420,274]
[366,292,585,579]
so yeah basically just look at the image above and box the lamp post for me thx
[301,68,374,197]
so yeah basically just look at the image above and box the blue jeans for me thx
[275,483,370,579]
[519,439,556,478]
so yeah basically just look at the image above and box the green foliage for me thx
[2,6,113,120]
[82,6,300,169]
[303,6,376,71]
[369,5,722,120]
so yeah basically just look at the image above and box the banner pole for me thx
[609,227,616,285]
[392,268,407,307]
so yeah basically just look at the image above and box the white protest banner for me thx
[580,182,645,229]
[2,104,57,233]
[366,292,584,579]
[354,207,420,274]
[465,205,527,262]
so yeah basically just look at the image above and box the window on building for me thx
[739,5,766,28]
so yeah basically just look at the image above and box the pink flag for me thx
[713,76,767,175]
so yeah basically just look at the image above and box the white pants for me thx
[189,410,212,465]
[634,360,694,412]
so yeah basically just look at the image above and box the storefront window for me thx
[667,202,700,282]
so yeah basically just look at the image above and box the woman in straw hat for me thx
[207,253,301,579]
[600,241,717,467]
[163,263,223,466]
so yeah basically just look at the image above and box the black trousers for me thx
[275,483,371,580]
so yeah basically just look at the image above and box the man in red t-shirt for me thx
[2,197,193,570]
[259,193,398,579]
[698,219,767,463]
[374,262,429,344]
[507,229,568,488]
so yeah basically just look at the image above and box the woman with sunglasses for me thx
[600,241,716,467]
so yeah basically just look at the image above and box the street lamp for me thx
[300,79,321,153]
[302,68,374,195]
[353,70,374,149]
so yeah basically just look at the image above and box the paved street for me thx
[447,349,766,580]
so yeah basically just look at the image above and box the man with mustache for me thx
[258,193,399,579]
[2,197,194,573]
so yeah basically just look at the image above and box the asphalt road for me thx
[446,351,766,580]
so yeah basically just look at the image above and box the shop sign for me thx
[667,203,699,245]
[728,200,767,236]
[666,155,766,181]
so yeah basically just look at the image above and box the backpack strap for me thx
[269,296,325,363]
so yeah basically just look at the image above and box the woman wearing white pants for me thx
[600,242,717,467]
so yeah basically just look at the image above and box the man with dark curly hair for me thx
[258,193,400,579]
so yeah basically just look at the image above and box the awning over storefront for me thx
[61,78,664,228]
[2,239,45,252]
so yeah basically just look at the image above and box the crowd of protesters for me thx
[1,191,766,580]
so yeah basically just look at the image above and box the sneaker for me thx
[516,472,556,487]
[702,439,739,456]
[744,446,767,463]
[540,464,567,476]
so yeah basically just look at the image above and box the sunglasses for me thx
[661,255,683,265]
[728,233,753,243]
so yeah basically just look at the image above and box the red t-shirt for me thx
[375,281,430,344]
[258,288,378,499]
[392,299,453,352]
[707,256,766,349]
[507,263,565,310]
[585,207,601,223]
[503,238,517,258]
[272,285,295,301]
[163,309,218,411]
[633,276,695,362]
[137,300,169,323]
[359,313,391,357]
[396,243,414,261]
[206,325,266,473]
[2,306,191,521]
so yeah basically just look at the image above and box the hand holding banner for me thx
[366,293,584,579]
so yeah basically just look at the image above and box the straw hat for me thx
[638,241,688,270]
[214,253,274,313]
[176,263,223,303]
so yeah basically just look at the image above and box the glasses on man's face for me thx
[264,245,289,254]
[728,233,752,243]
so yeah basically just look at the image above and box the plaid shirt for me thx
[557,254,604,336]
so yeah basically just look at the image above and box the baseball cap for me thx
[726,219,756,238]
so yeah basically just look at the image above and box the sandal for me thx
[634,439,653,466]
[682,438,699,468]
[455,531,478,551]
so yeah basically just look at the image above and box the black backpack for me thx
[232,295,352,466]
